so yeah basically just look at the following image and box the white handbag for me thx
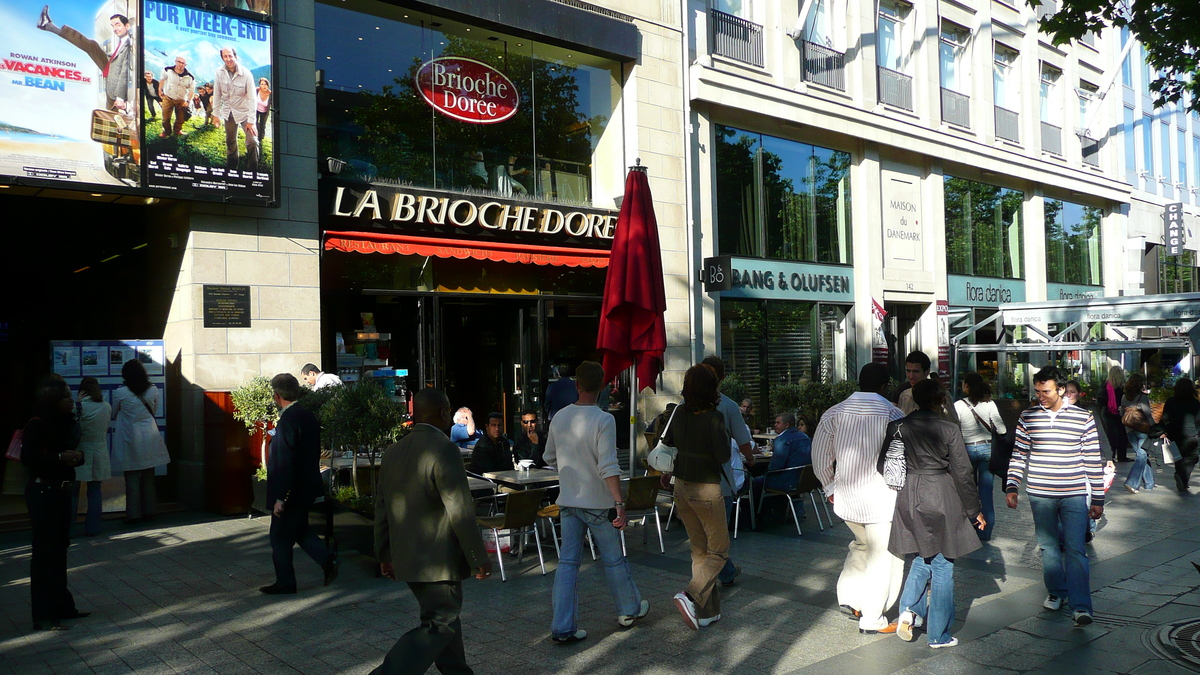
[647,406,681,472]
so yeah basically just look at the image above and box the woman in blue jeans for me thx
[1122,374,1156,493]
[953,372,1006,541]
[890,380,986,648]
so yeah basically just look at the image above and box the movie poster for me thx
[0,0,141,187]
[142,1,273,200]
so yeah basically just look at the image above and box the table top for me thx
[752,433,778,441]
[482,468,559,487]
[468,477,497,494]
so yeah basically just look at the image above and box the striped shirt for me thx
[812,392,906,524]
[1005,403,1104,505]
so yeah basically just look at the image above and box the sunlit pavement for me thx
[4,466,1200,675]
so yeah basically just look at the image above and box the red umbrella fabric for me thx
[597,167,667,392]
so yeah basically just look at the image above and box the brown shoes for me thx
[859,622,898,635]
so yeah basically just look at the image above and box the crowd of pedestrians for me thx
[15,351,1197,673]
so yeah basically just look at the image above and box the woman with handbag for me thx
[660,364,732,630]
[1097,366,1129,462]
[1152,378,1200,492]
[891,380,985,648]
[1121,373,1156,494]
[112,360,170,523]
[952,372,1005,541]
[75,377,112,536]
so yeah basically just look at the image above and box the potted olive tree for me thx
[231,376,279,513]
[317,379,409,517]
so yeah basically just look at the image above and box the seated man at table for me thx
[754,413,812,521]
[470,413,512,474]
[451,407,482,449]
[512,409,547,468]
[544,360,647,642]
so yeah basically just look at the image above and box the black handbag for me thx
[967,403,1013,478]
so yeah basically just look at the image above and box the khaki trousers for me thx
[838,521,904,630]
[673,479,729,619]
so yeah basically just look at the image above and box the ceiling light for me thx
[132,243,148,250]
[90,193,102,196]
[100,254,120,262]
[73,266,90,273]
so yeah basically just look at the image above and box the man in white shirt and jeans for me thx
[544,361,648,644]
[812,362,906,634]
[213,46,259,171]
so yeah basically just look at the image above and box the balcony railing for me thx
[711,10,764,67]
[995,106,1020,143]
[1081,136,1100,166]
[1041,122,1062,155]
[940,88,970,128]
[877,66,913,111]
[802,41,845,91]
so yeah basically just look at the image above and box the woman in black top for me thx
[21,375,86,631]
[661,364,730,630]
[1153,378,1200,491]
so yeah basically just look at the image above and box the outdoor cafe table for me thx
[468,477,498,498]
[482,468,559,490]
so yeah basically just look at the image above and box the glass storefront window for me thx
[944,176,1023,278]
[1160,249,1198,294]
[1044,199,1103,285]
[315,2,624,207]
[719,299,854,419]
[714,125,853,264]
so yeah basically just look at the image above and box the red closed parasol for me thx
[597,163,667,393]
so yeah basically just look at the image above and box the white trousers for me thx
[838,521,904,630]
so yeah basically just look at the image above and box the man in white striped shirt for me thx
[812,362,906,634]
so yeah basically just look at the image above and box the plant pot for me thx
[251,479,269,514]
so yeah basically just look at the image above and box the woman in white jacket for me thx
[112,360,170,523]
[75,377,111,536]
[953,372,1006,541]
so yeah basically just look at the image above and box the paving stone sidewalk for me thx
[4,470,1200,674]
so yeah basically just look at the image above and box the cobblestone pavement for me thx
[4,466,1200,674]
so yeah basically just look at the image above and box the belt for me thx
[32,477,72,489]
[907,468,949,475]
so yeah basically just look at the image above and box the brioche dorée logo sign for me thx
[416,57,519,124]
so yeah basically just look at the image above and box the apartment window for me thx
[1041,64,1063,154]
[1162,121,1173,195]
[1045,199,1103,286]
[1141,47,1153,91]
[877,1,909,72]
[1119,28,1133,88]
[1124,106,1136,183]
[1180,128,1189,196]
[993,45,1018,110]
[945,176,1024,278]
[1160,249,1198,294]
[1078,82,1099,165]
[1142,114,1156,194]
[801,0,846,91]
[940,23,968,92]
[716,0,750,18]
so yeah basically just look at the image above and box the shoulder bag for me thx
[877,422,907,491]
[647,405,681,472]
[968,403,1015,478]
[1121,402,1151,433]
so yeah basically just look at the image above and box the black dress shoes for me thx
[258,583,297,595]
[33,619,68,631]
[323,556,340,587]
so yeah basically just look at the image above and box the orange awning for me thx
[323,231,610,268]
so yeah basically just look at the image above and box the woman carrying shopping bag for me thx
[1152,378,1200,492]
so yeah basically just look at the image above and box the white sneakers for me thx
[897,611,916,642]
[1043,595,1063,611]
[698,614,722,627]
[618,600,650,627]
[1073,610,1093,626]
[674,592,698,630]
[929,637,959,649]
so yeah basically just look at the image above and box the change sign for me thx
[1166,202,1185,256]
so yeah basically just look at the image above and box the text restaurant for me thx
[315,0,637,433]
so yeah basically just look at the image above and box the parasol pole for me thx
[629,359,637,478]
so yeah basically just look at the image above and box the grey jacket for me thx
[374,424,489,582]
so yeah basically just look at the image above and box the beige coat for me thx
[76,399,112,482]
[374,424,489,582]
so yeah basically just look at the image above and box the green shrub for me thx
[770,380,858,425]
[719,373,748,408]
[230,376,278,432]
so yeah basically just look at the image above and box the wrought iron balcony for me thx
[940,88,970,128]
[1041,122,1062,155]
[711,10,764,68]
[995,106,1020,143]
[877,66,913,111]
[802,41,845,91]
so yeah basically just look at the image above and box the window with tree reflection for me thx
[1045,199,1103,285]
[944,176,1023,278]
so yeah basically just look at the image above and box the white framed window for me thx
[716,0,751,19]
[877,1,912,72]
[993,44,1019,111]
[939,22,969,93]
[1076,81,1098,134]
[1040,63,1062,125]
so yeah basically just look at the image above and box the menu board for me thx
[0,0,276,204]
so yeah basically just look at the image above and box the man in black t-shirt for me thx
[470,413,512,474]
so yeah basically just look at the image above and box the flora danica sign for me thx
[416,57,519,124]
[326,183,617,247]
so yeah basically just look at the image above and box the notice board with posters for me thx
[0,0,276,204]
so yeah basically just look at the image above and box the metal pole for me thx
[629,359,638,478]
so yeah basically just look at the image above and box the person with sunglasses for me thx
[512,409,547,468]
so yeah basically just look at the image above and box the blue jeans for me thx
[551,507,642,638]
[965,443,994,540]
[1124,431,1154,490]
[1028,495,1092,614]
[899,554,955,645]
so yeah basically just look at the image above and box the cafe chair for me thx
[536,498,597,562]
[757,465,827,536]
[476,488,546,581]
[619,475,665,555]
[731,467,755,539]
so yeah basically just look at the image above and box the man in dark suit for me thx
[373,388,491,675]
[260,373,337,595]
[469,412,511,474]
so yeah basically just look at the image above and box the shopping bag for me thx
[482,529,511,554]
[5,429,22,461]
[1102,463,1116,492]
[1162,439,1180,466]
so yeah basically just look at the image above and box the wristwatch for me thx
[614,501,625,507]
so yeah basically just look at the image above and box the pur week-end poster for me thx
[142,1,273,201]
[0,0,141,187]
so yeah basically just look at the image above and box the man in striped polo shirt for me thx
[813,362,906,634]
[1006,366,1104,627]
